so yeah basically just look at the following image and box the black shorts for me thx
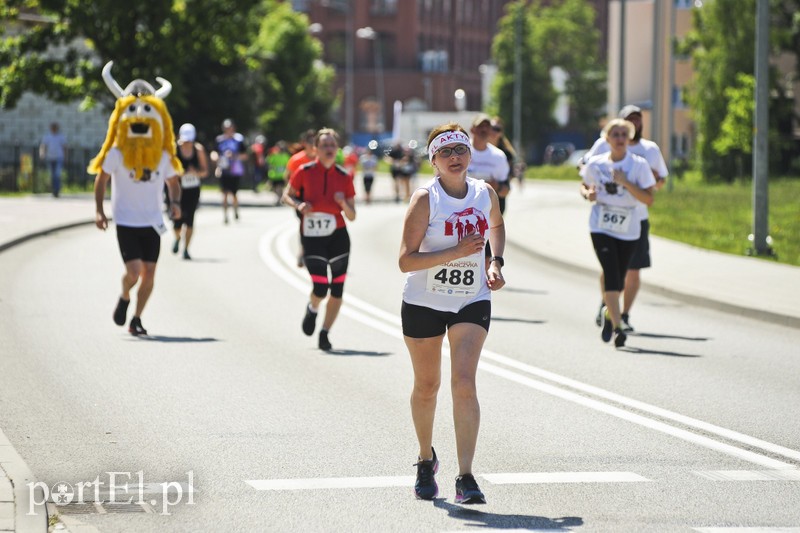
[363,174,374,193]
[628,219,651,270]
[116,225,161,263]
[401,300,491,338]
[220,174,240,193]
[591,232,636,292]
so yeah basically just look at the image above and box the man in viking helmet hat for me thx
[90,61,183,336]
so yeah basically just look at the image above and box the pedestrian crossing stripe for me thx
[693,470,800,481]
[247,469,800,491]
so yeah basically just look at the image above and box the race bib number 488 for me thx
[426,255,481,297]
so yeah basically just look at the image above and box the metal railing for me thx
[0,144,97,193]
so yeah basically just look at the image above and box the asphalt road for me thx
[1,197,799,532]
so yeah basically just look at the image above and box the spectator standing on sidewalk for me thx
[580,118,655,348]
[582,105,668,332]
[39,122,67,197]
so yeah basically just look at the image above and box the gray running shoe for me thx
[620,313,634,332]
[600,306,613,343]
[595,301,604,327]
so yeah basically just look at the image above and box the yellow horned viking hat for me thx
[88,61,182,180]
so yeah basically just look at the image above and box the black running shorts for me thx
[116,225,161,263]
[401,300,491,338]
[628,219,651,270]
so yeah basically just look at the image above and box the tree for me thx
[244,2,338,142]
[713,73,754,178]
[489,0,556,158]
[529,0,607,138]
[678,0,799,180]
[0,0,337,141]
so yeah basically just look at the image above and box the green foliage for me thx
[490,0,556,149]
[712,73,754,160]
[1,0,337,142]
[678,0,800,181]
[245,2,337,141]
[489,0,606,159]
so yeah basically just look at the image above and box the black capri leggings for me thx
[301,227,350,298]
[175,186,201,229]
[591,232,637,292]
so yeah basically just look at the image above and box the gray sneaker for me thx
[620,313,634,332]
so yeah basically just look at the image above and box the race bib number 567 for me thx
[426,255,481,297]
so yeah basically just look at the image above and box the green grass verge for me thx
[649,173,799,266]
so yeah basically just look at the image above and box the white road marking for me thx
[694,527,800,533]
[246,472,647,491]
[246,476,414,491]
[258,223,800,473]
[693,470,800,481]
[482,471,649,484]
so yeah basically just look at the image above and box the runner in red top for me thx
[282,128,356,352]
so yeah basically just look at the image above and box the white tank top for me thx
[402,176,493,312]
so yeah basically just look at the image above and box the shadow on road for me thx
[323,349,391,357]
[502,286,549,295]
[491,316,546,325]
[434,498,583,530]
[129,335,220,343]
[629,331,710,341]
[617,346,701,358]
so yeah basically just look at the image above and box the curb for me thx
[0,429,48,533]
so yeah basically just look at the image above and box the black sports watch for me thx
[490,256,504,267]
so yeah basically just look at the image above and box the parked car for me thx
[543,142,575,165]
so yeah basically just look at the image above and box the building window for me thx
[371,0,397,15]
[420,49,448,73]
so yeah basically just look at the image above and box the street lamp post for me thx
[356,26,385,133]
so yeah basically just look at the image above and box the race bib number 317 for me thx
[303,212,336,237]
[426,256,481,297]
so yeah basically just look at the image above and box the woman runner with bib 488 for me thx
[580,118,655,348]
[399,123,505,505]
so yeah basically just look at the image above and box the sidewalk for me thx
[1,177,799,531]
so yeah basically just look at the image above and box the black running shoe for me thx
[129,316,147,336]
[318,330,332,351]
[413,448,439,500]
[113,297,129,326]
[183,250,191,260]
[614,327,627,348]
[455,473,486,504]
[302,305,317,336]
[600,306,613,343]
[172,239,180,254]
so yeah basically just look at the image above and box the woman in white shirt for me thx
[399,123,505,505]
[580,118,656,347]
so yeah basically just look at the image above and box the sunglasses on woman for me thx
[436,145,470,158]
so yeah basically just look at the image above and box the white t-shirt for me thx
[101,147,179,228]
[467,143,510,184]
[582,137,668,220]
[580,151,656,241]
[402,176,493,313]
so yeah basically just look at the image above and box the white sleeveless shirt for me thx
[402,176,493,312]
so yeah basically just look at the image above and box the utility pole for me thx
[618,0,626,109]
[751,0,771,256]
[513,6,522,155]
